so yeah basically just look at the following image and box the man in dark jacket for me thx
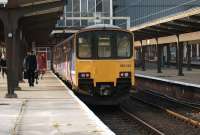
[25,51,37,87]
[0,55,7,78]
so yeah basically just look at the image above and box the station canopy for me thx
[7,0,61,8]
[6,0,64,46]
[129,7,200,41]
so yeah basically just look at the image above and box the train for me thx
[53,24,135,105]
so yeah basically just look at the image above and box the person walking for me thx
[0,63,1,74]
[38,53,46,80]
[25,51,37,87]
[0,55,7,78]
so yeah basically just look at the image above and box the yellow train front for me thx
[53,25,135,105]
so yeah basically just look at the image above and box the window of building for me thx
[88,0,95,14]
[96,0,103,12]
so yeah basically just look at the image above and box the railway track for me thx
[90,105,164,135]
[121,97,200,135]
[133,90,200,127]
[58,74,200,134]
[88,89,200,135]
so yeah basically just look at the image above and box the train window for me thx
[78,34,92,58]
[98,35,111,58]
[117,33,131,58]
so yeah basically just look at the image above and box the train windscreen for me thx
[78,32,92,58]
[98,34,112,58]
[77,30,133,59]
[116,32,131,58]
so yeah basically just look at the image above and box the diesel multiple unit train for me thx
[53,24,134,105]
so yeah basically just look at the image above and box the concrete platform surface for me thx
[0,72,114,135]
[136,67,200,86]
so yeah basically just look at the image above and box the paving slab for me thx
[0,72,114,135]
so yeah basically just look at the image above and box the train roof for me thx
[54,24,129,48]
[84,24,121,30]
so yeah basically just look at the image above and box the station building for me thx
[114,0,200,70]
[55,0,131,29]
[114,0,200,27]
[56,0,113,28]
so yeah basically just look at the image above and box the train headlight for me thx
[120,72,131,78]
[86,73,90,78]
[79,72,91,79]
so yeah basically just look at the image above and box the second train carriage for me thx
[53,24,135,105]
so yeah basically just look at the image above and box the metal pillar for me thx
[4,13,19,98]
[141,41,146,71]
[166,44,171,67]
[176,45,178,69]
[14,29,21,89]
[156,39,162,73]
[51,47,54,70]
[138,48,142,67]
[199,44,200,58]
[177,35,184,76]
[110,0,113,25]
[186,42,192,71]
[18,32,25,83]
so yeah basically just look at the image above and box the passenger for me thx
[35,70,39,84]
[38,53,46,80]
[22,52,30,82]
[0,54,1,73]
[0,54,7,78]
[25,51,37,87]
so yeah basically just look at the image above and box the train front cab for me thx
[73,29,134,103]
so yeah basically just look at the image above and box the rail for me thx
[120,106,165,135]
[132,91,200,128]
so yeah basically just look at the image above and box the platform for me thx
[136,67,200,87]
[0,72,114,135]
[135,67,200,104]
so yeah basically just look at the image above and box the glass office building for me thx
[114,0,200,27]
[57,0,113,27]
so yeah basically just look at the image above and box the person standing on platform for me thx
[25,51,37,87]
[0,55,7,78]
[0,54,1,74]
[38,53,46,80]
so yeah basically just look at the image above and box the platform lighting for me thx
[147,39,150,45]
[8,33,12,38]
[60,16,64,20]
